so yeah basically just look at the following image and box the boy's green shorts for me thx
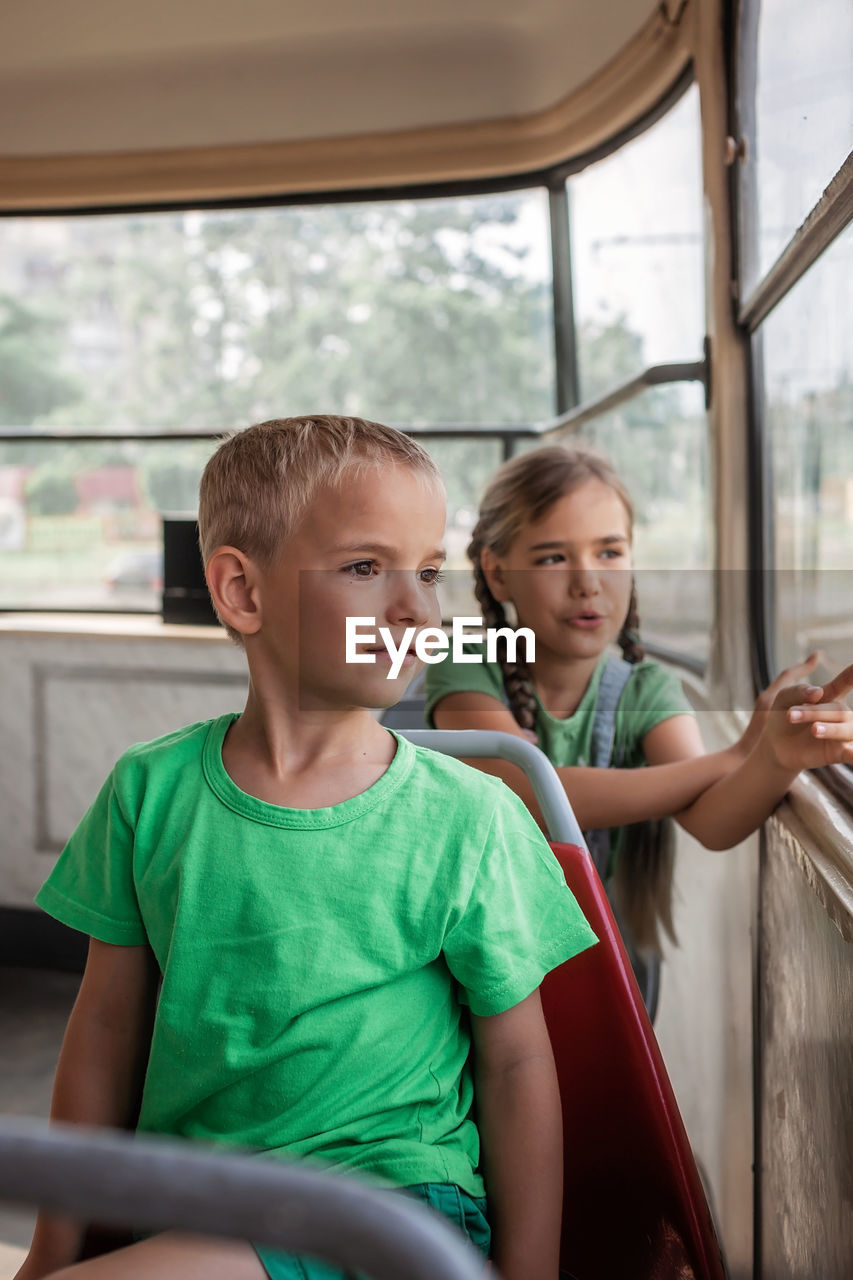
[254,1182,490,1279]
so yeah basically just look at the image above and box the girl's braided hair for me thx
[468,444,644,729]
[469,444,674,957]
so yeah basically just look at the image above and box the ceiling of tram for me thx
[0,0,661,155]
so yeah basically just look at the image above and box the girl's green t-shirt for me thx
[424,646,694,770]
[36,716,596,1197]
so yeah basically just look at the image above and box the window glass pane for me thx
[568,85,704,401]
[0,192,554,432]
[751,0,853,284]
[0,433,508,615]
[763,227,853,673]
[421,436,504,621]
[0,438,216,611]
[556,381,711,664]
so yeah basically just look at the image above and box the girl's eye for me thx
[420,568,445,586]
[600,547,626,561]
[346,560,378,579]
[535,553,564,566]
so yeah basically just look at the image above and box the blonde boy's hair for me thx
[198,416,442,641]
[199,415,441,567]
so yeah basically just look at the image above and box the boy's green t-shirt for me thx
[36,716,596,1197]
[424,646,694,769]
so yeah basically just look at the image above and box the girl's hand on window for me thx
[735,651,822,758]
[759,662,853,773]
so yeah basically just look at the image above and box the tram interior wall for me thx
[0,621,246,922]
[655,717,757,1280]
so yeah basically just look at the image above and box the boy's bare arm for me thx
[15,938,159,1280]
[471,990,562,1280]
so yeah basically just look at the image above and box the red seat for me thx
[542,842,727,1280]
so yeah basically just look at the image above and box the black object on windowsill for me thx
[162,515,219,625]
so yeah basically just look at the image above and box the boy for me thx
[18,416,597,1280]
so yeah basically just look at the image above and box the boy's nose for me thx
[384,572,437,626]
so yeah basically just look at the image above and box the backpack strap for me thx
[583,656,664,1021]
[589,656,633,768]
[584,656,633,877]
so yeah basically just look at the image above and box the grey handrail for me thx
[400,729,585,847]
[0,1119,487,1280]
[537,358,708,437]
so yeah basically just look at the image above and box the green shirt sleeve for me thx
[613,660,695,766]
[442,785,597,1016]
[35,762,148,945]
[423,642,505,726]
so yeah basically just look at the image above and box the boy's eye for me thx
[600,547,626,561]
[346,560,378,578]
[420,567,445,586]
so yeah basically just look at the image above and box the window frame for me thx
[732,0,853,792]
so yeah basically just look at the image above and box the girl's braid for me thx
[617,578,645,664]
[470,541,538,732]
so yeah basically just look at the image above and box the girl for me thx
[425,444,853,964]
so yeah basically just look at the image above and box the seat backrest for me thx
[399,731,726,1279]
[543,841,726,1280]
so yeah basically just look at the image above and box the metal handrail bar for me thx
[0,356,709,447]
[0,1119,487,1280]
[0,424,511,443]
[535,358,709,438]
[400,729,585,847]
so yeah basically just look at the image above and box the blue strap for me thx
[590,656,633,768]
[585,657,633,876]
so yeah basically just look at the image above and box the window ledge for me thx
[771,774,853,942]
[0,612,227,642]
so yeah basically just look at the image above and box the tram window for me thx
[748,0,853,287]
[568,83,704,399]
[0,191,553,611]
[0,437,216,612]
[0,192,554,432]
[759,226,853,676]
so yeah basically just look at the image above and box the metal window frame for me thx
[730,2,853,1264]
[732,0,853,809]
[737,153,853,334]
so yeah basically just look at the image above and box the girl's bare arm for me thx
[14,939,159,1280]
[653,665,853,849]
[431,657,850,841]
[471,990,562,1280]
[432,691,735,831]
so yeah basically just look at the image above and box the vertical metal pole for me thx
[549,181,580,415]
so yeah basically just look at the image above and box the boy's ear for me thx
[205,546,262,636]
[480,547,510,603]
